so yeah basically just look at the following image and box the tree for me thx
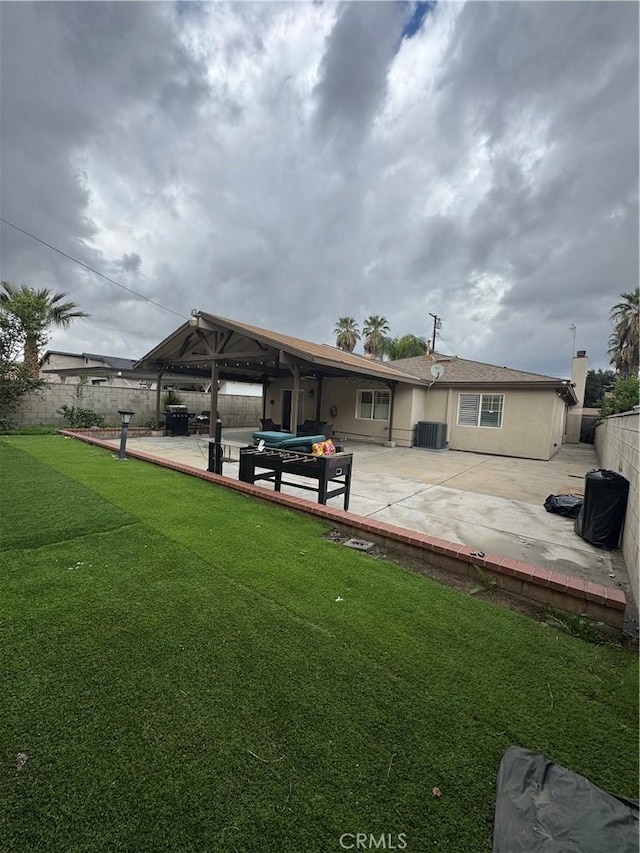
[362,315,390,358]
[599,375,639,420]
[383,334,428,361]
[0,311,45,430]
[334,317,361,353]
[584,369,615,408]
[608,288,639,378]
[0,282,89,377]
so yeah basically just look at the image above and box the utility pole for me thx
[569,323,576,356]
[428,313,442,352]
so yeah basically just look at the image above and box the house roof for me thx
[40,350,136,371]
[390,353,578,402]
[41,349,209,386]
[134,313,429,385]
[82,353,137,371]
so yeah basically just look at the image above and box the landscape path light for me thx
[117,409,135,460]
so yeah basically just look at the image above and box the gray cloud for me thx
[313,2,411,145]
[114,253,142,275]
[0,1,637,378]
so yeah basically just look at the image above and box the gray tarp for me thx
[492,747,639,853]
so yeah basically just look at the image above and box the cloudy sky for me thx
[1,1,637,377]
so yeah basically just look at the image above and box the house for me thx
[135,312,578,460]
[40,351,138,387]
[390,352,580,459]
[40,349,262,396]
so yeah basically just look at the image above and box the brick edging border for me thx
[59,430,627,630]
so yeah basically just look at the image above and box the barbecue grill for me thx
[163,404,191,436]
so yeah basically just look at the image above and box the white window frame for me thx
[457,393,504,429]
[356,388,391,421]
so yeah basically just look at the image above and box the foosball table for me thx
[238,446,353,509]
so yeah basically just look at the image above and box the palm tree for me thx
[608,288,639,378]
[0,282,89,377]
[362,315,390,359]
[383,334,428,361]
[334,317,361,353]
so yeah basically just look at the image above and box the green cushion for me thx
[277,434,326,449]
[252,431,295,444]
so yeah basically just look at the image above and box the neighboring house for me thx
[40,351,139,388]
[135,312,578,460]
[40,349,262,396]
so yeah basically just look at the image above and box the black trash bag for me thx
[493,746,639,853]
[574,469,629,549]
[544,494,583,518]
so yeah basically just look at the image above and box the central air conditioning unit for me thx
[414,421,448,450]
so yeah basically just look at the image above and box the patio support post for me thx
[387,381,397,443]
[262,380,270,420]
[209,360,219,438]
[155,368,165,427]
[290,364,299,434]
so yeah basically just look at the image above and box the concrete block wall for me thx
[15,383,262,429]
[596,410,639,607]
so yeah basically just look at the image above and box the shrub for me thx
[57,405,105,428]
[162,390,184,409]
[598,376,639,422]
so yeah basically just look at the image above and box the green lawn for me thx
[1,436,637,853]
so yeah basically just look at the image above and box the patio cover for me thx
[134,312,427,435]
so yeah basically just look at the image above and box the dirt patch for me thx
[325,529,540,615]
[324,528,631,647]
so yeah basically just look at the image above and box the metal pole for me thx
[118,422,129,459]
[214,418,223,475]
[208,418,224,474]
[209,360,219,438]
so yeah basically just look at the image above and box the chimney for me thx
[571,350,588,407]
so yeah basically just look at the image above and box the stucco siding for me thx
[437,387,562,460]
[390,385,415,446]
[548,394,567,458]
[320,378,391,443]
[393,386,449,447]
[265,378,317,427]
[423,387,449,422]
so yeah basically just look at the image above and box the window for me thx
[458,393,504,428]
[357,389,390,421]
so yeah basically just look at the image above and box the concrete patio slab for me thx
[97,430,631,600]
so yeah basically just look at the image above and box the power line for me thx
[437,332,461,356]
[0,217,187,320]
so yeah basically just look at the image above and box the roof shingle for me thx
[389,354,568,386]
